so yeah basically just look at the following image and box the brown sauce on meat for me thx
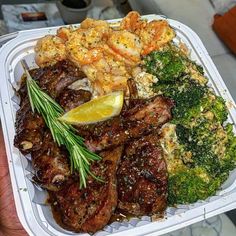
[15,61,171,233]
[47,193,75,231]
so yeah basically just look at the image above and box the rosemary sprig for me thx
[21,60,101,188]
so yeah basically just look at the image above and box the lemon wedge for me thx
[59,91,124,124]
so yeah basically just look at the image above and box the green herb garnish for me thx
[21,60,101,188]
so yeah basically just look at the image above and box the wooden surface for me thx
[0,126,27,236]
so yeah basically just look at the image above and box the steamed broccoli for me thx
[154,76,206,125]
[221,124,236,174]
[191,61,204,75]
[168,125,236,205]
[144,50,186,83]
[144,45,208,85]
[169,118,235,204]
[168,167,223,205]
[176,122,222,175]
[145,47,216,126]
[143,46,236,205]
[165,115,236,205]
[211,96,228,124]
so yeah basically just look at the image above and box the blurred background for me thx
[0,0,235,235]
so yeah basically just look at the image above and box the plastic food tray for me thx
[0,15,236,236]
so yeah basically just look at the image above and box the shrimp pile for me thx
[35,11,175,95]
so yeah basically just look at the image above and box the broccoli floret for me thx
[221,124,236,173]
[144,47,234,206]
[211,96,228,124]
[168,168,222,205]
[154,76,206,125]
[225,124,236,161]
[171,120,236,205]
[144,50,186,82]
[155,78,228,126]
[144,46,208,85]
[192,61,204,75]
[176,123,222,175]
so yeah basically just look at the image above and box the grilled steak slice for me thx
[14,60,87,154]
[36,61,86,98]
[49,146,123,233]
[117,133,167,216]
[57,88,92,111]
[14,99,71,191]
[14,98,45,155]
[17,61,86,99]
[86,96,174,151]
[17,68,45,100]
[31,131,70,191]
[14,63,89,191]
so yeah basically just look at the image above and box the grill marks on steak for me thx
[14,62,88,153]
[14,98,45,155]
[31,131,71,191]
[14,61,91,191]
[117,134,168,216]
[49,146,123,233]
[14,97,71,191]
[58,88,92,111]
[36,61,86,98]
[85,96,174,152]
[14,61,172,233]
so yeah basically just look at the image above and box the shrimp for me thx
[93,73,128,95]
[140,20,175,55]
[66,28,104,67]
[120,11,175,55]
[92,57,128,76]
[120,11,146,34]
[66,20,143,94]
[35,35,66,67]
[107,31,142,64]
[81,18,110,32]
[102,44,135,66]
[34,13,175,96]
[56,27,73,42]
[82,55,129,94]
[61,18,111,67]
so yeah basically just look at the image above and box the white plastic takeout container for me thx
[0,15,236,236]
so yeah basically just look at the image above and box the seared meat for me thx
[127,78,138,99]
[17,61,86,99]
[34,61,86,98]
[14,62,81,155]
[86,96,174,151]
[14,98,45,155]
[17,69,44,100]
[117,133,167,216]
[14,99,71,191]
[14,61,171,232]
[57,88,92,111]
[49,146,123,233]
[32,131,70,191]
[14,63,89,191]
[15,60,87,134]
